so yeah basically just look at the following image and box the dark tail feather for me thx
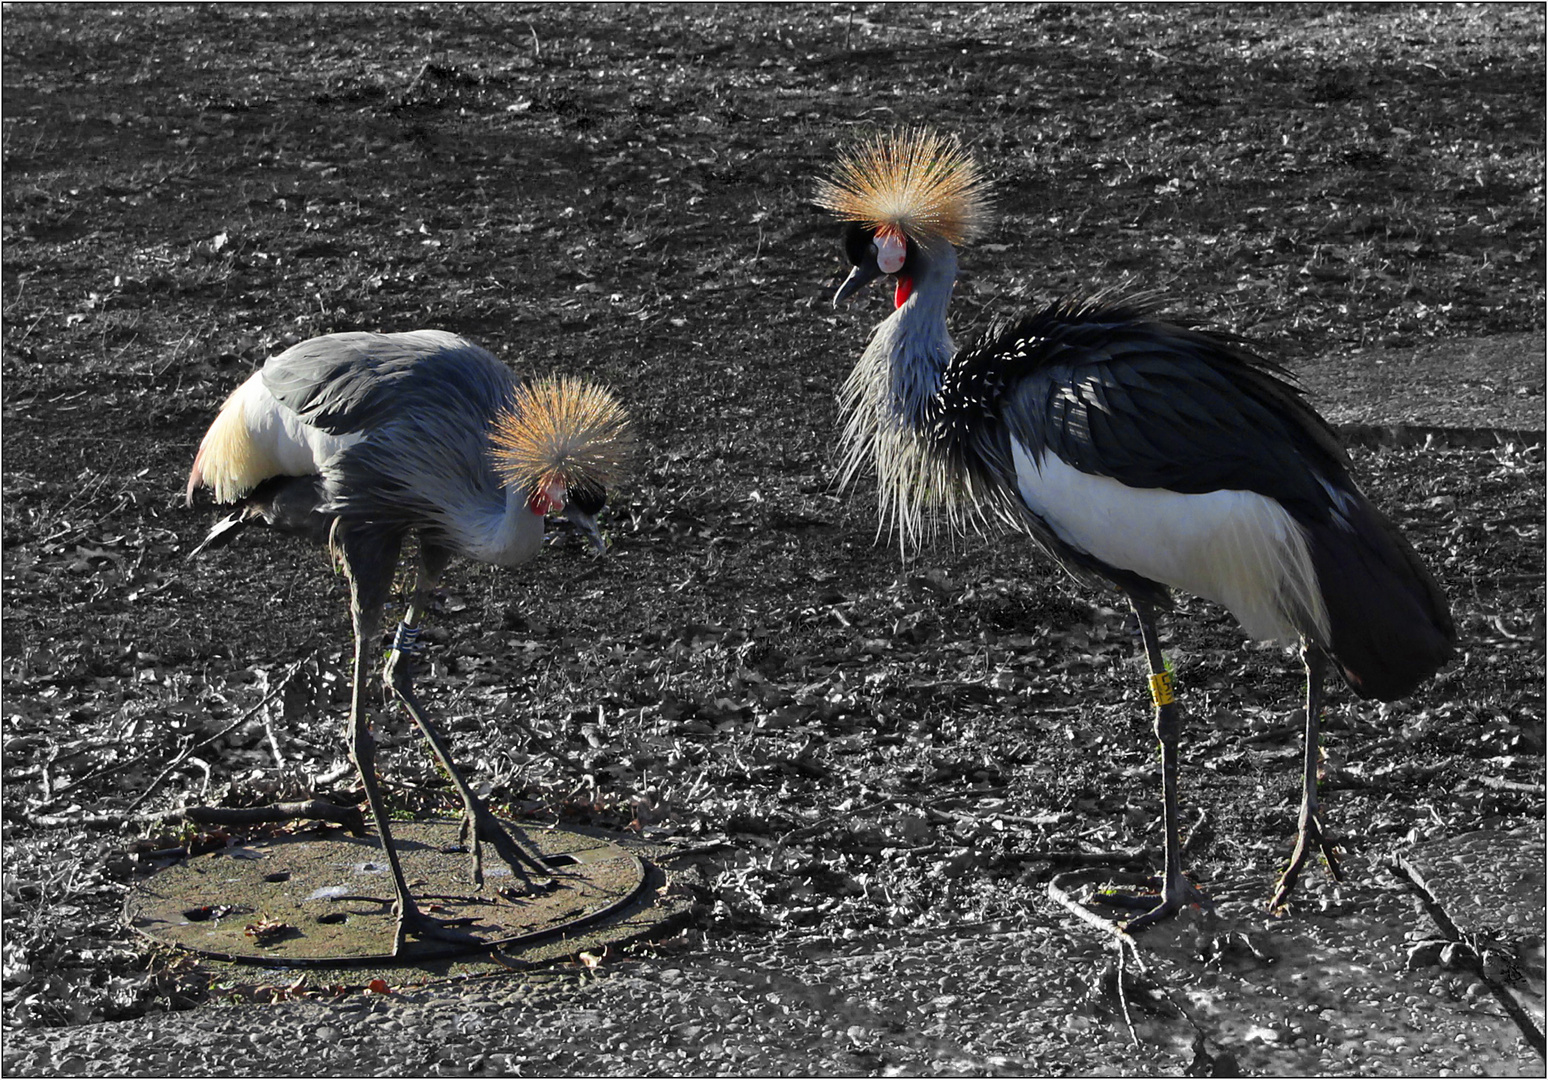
[1308,495,1455,702]
[187,475,333,559]
[188,513,248,559]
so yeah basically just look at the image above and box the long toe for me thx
[1317,821,1345,883]
[474,809,558,892]
[1269,851,1310,912]
[1118,875,1214,935]
[392,901,485,956]
[1269,815,1342,911]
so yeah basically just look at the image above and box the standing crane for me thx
[185,329,634,952]
[816,129,1454,931]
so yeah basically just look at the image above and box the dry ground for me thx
[2,3,1543,1064]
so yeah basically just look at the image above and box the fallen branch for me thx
[1022,848,1151,867]
[23,798,365,834]
[1475,774,1545,795]
[1047,869,1150,955]
[176,800,367,833]
[1393,857,1547,1058]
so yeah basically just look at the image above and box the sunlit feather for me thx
[490,376,635,496]
[814,126,991,246]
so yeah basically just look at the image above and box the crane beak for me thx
[562,505,608,556]
[832,251,885,306]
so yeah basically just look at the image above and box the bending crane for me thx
[187,329,634,951]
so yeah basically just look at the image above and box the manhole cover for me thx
[126,819,658,965]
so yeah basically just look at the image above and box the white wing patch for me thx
[1010,439,1329,647]
[190,371,359,503]
[240,377,358,477]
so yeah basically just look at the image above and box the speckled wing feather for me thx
[937,298,1348,521]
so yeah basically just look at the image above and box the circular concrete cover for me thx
[125,819,667,965]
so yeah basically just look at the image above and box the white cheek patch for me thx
[874,232,907,274]
[533,480,568,516]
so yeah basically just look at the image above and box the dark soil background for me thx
[2,1,1544,1040]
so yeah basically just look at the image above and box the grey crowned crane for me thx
[186,330,634,952]
[816,129,1454,931]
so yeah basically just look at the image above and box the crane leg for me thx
[1269,645,1343,910]
[339,530,478,955]
[381,544,555,893]
[1120,598,1213,933]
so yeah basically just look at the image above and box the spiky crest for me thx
[814,127,991,247]
[489,376,635,499]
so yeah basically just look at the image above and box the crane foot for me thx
[467,805,559,894]
[1050,869,1214,936]
[1268,813,1343,912]
[1116,873,1215,934]
[390,897,484,956]
[1077,860,1207,928]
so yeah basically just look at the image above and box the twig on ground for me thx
[1115,936,1140,1046]
[1181,808,1210,859]
[262,713,285,771]
[123,659,307,816]
[1047,870,1149,961]
[122,734,194,818]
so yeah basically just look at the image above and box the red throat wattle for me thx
[894,277,914,307]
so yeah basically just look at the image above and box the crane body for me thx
[186,330,633,952]
[933,304,1454,701]
[818,129,1454,929]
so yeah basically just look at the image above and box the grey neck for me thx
[876,238,958,428]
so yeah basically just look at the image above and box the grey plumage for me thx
[266,332,522,543]
[262,330,516,433]
[186,329,634,953]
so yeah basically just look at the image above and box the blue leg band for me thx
[391,621,421,655]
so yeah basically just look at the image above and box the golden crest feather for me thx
[489,376,635,495]
[814,127,991,246]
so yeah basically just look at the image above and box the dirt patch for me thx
[1302,331,1546,434]
[2,4,1543,1068]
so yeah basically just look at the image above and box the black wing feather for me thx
[941,301,1348,523]
[933,295,1453,697]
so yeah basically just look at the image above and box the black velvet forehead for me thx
[569,481,607,517]
[841,220,873,267]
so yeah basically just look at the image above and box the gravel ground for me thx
[4,851,1543,1077]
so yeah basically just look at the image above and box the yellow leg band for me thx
[1149,671,1175,707]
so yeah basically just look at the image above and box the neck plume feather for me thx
[837,242,984,553]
